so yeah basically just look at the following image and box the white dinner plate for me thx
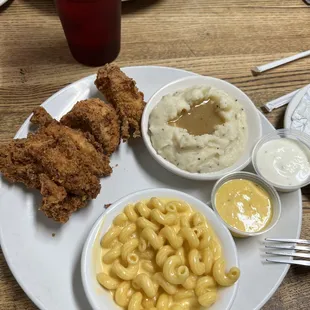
[0,0,8,6]
[0,66,302,310]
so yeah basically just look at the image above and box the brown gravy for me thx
[168,99,224,135]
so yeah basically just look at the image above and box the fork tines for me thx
[265,238,310,267]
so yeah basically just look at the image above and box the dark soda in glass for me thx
[55,0,121,66]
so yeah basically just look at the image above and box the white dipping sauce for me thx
[256,138,310,187]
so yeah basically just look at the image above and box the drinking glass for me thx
[55,0,121,66]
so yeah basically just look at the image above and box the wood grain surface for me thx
[1,0,310,309]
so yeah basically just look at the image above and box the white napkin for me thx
[291,86,310,135]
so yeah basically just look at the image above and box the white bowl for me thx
[81,188,239,310]
[141,76,262,180]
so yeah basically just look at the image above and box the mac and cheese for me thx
[96,197,240,309]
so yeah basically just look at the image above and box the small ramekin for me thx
[252,129,310,192]
[211,171,281,238]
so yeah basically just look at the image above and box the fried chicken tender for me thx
[60,99,120,155]
[0,139,42,189]
[0,107,114,222]
[31,108,112,177]
[39,174,86,223]
[26,136,101,199]
[0,135,97,222]
[0,64,147,223]
[95,63,146,141]
[39,174,67,205]
[41,195,86,223]
[1,125,102,198]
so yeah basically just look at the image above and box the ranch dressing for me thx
[256,138,310,187]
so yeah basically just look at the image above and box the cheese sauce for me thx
[215,179,273,233]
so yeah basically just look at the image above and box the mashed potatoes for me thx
[148,86,248,173]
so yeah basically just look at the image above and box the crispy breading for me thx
[39,174,67,205]
[41,195,87,223]
[32,113,112,178]
[60,98,120,155]
[95,63,146,141]
[0,139,42,189]
[0,128,101,199]
[30,107,53,126]
[0,108,114,222]
[0,64,147,223]
[26,128,101,199]
[39,174,86,223]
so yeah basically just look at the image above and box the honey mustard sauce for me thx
[215,179,272,233]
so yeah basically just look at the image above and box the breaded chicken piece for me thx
[0,139,43,189]
[39,174,67,205]
[39,174,86,223]
[26,131,101,199]
[60,99,120,155]
[95,63,146,141]
[0,108,112,222]
[1,132,101,199]
[41,195,86,223]
[0,126,99,221]
[31,109,112,177]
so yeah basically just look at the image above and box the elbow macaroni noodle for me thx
[212,258,240,287]
[160,226,183,249]
[113,213,128,227]
[156,293,170,309]
[135,202,152,219]
[180,227,200,249]
[188,249,206,276]
[115,281,134,307]
[163,256,189,285]
[151,209,177,226]
[141,260,156,273]
[153,272,178,295]
[96,197,240,309]
[128,292,143,310]
[156,245,174,267]
[112,259,139,280]
[121,239,139,262]
[137,217,160,231]
[142,296,157,308]
[119,223,137,243]
[132,273,159,298]
[102,244,122,264]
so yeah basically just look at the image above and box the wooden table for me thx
[1,0,310,309]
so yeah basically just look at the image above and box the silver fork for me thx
[265,238,310,266]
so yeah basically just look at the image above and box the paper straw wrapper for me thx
[264,89,300,112]
[252,50,310,75]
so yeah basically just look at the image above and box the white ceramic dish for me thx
[284,84,310,129]
[0,0,9,6]
[0,66,302,310]
[252,128,310,192]
[141,76,262,181]
[211,172,281,237]
[81,188,239,310]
